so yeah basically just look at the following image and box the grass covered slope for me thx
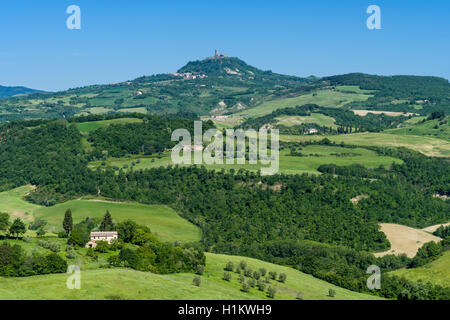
[236,88,372,118]
[0,186,40,222]
[89,145,402,175]
[389,251,450,287]
[0,253,382,300]
[34,199,201,243]
[280,133,450,157]
[76,118,143,134]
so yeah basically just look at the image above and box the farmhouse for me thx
[305,128,319,135]
[85,231,118,248]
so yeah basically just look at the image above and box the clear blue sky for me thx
[0,0,449,91]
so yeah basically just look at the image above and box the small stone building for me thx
[85,231,118,248]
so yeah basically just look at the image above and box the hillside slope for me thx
[0,253,382,300]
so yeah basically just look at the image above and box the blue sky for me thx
[0,0,449,91]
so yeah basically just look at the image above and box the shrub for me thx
[225,261,234,271]
[196,265,205,275]
[248,278,256,288]
[193,276,201,287]
[239,274,245,284]
[244,268,253,278]
[239,261,247,270]
[265,276,271,284]
[107,255,122,267]
[279,273,287,283]
[241,282,250,293]
[257,279,266,291]
[259,268,267,277]
[269,271,277,280]
[328,289,336,298]
[253,271,261,280]
[267,286,277,299]
[95,241,110,253]
[223,272,232,282]
[38,240,61,253]
[58,231,68,238]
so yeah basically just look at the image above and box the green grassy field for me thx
[275,113,338,129]
[280,133,450,157]
[90,145,402,175]
[34,200,201,243]
[385,117,450,141]
[0,186,40,222]
[76,118,143,134]
[0,252,382,300]
[389,251,450,287]
[0,186,200,243]
[236,89,372,118]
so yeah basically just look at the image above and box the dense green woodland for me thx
[87,115,214,158]
[325,73,450,116]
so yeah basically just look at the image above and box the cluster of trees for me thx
[0,213,27,239]
[87,116,215,158]
[433,225,450,238]
[240,104,408,134]
[0,242,67,277]
[324,73,450,116]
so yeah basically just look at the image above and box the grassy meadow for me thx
[389,251,450,287]
[0,186,200,243]
[89,145,402,175]
[280,133,450,157]
[0,253,382,300]
[236,88,372,118]
[76,118,143,134]
[34,200,201,243]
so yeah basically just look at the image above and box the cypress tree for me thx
[100,210,114,231]
[63,209,73,236]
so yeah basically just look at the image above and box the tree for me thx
[63,209,73,236]
[9,218,26,239]
[328,289,336,298]
[267,286,277,299]
[0,213,10,232]
[279,273,287,283]
[99,210,115,231]
[117,220,138,243]
[225,261,234,271]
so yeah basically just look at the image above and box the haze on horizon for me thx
[0,0,449,92]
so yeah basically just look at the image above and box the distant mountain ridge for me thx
[0,85,43,98]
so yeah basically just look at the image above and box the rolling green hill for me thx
[0,185,200,243]
[280,133,450,157]
[0,253,382,300]
[389,251,450,287]
[385,116,450,141]
[89,145,403,175]
[0,85,42,98]
[34,199,201,243]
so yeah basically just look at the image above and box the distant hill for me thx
[0,85,42,98]
[0,53,448,123]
